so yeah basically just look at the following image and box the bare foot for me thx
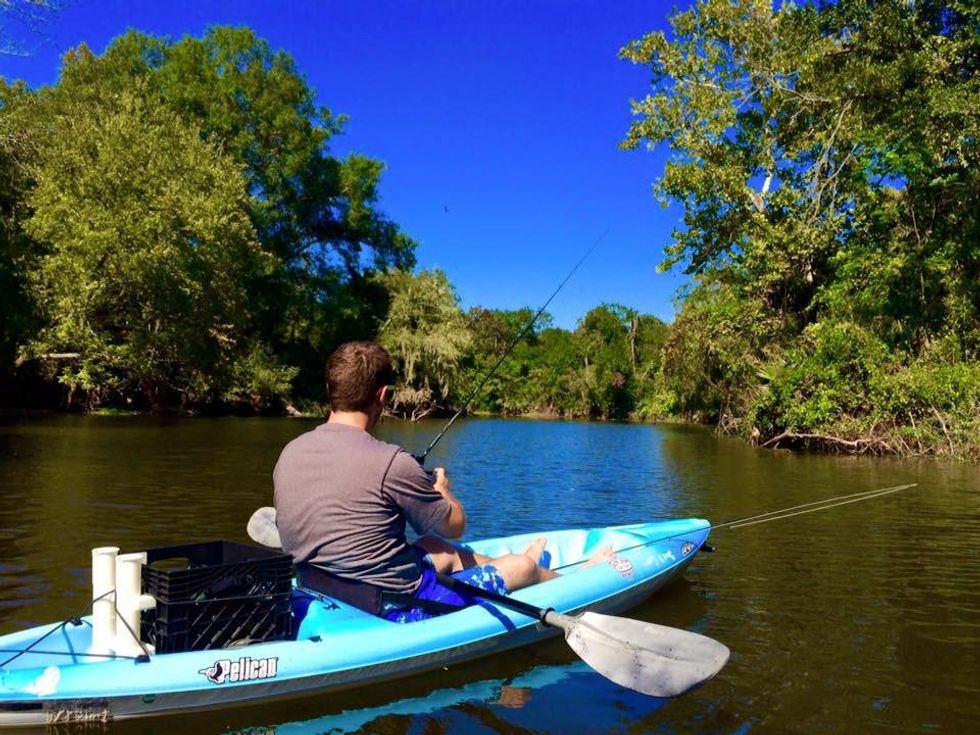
[523,537,548,564]
[579,544,615,570]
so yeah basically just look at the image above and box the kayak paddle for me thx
[247,504,284,549]
[434,572,729,698]
[247,506,729,697]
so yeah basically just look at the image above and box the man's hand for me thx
[433,467,453,498]
[432,467,466,539]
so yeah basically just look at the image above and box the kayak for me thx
[0,518,711,727]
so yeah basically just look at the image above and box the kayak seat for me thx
[293,589,383,639]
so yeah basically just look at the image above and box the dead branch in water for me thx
[761,430,895,454]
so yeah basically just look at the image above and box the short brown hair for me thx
[325,341,396,412]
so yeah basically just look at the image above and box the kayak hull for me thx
[0,519,710,726]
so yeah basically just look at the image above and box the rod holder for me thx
[90,546,119,656]
[114,552,155,658]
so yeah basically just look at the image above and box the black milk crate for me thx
[139,540,294,654]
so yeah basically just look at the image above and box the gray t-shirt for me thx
[273,422,451,593]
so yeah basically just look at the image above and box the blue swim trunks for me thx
[384,559,507,624]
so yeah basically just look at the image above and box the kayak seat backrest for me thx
[295,594,379,639]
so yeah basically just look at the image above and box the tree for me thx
[377,269,471,420]
[622,0,979,454]
[461,306,544,414]
[574,304,637,419]
[0,78,37,379]
[2,26,416,408]
[23,92,276,408]
[622,0,977,333]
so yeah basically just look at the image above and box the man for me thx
[273,340,560,623]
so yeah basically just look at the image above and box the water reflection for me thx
[220,661,631,735]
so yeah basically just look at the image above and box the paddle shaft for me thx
[435,573,551,622]
[413,229,608,466]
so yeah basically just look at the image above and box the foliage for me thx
[0,78,37,377]
[23,91,273,408]
[622,0,979,457]
[1,26,415,410]
[457,304,669,421]
[751,325,980,458]
[377,269,471,419]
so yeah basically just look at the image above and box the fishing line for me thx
[720,485,910,530]
[551,483,917,572]
[413,228,609,466]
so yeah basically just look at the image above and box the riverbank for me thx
[4,397,975,461]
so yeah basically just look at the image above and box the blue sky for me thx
[2,0,687,329]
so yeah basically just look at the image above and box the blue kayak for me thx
[0,519,711,727]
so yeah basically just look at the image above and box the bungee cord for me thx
[0,648,143,661]
[0,590,109,669]
[0,588,152,669]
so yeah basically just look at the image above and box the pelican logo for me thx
[682,542,694,556]
[199,656,278,685]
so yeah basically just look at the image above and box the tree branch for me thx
[14,352,80,369]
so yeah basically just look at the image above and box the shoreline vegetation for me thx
[1,3,977,460]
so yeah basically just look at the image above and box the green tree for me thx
[377,269,471,420]
[622,0,979,455]
[23,91,276,408]
[630,313,671,419]
[4,26,415,407]
[574,304,637,419]
[0,78,37,380]
[461,306,544,414]
[532,326,585,416]
[458,304,667,421]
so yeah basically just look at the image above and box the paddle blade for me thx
[247,506,283,549]
[550,611,729,698]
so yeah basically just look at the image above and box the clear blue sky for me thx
[2,0,687,329]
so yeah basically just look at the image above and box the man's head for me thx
[325,341,396,414]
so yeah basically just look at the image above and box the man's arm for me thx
[431,467,466,539]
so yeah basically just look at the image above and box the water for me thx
[0,415,977,733]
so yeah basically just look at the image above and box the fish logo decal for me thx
[199,661,225,684]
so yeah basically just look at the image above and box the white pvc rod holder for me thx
[114,552,155,658]
[91,546,119,656]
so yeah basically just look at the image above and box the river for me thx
[0,415,977,733]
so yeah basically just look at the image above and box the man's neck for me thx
[327,410,373,431]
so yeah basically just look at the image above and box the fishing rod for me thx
[412,228,609,466]
[248,484,916,561]
[553,483,917,571]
